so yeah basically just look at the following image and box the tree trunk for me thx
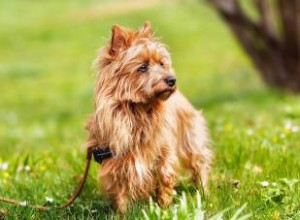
[209,0,300,92]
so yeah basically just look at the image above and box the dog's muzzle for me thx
[164,77,176,87]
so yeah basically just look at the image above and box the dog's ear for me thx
[141,21,153,37]
[109,25,126,56]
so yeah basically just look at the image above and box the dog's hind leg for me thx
[179,112,213,191]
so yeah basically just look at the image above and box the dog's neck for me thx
[93,97,166,157]
[129,99,164,114]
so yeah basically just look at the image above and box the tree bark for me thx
[209,0,300,92]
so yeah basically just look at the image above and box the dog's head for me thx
[95,22,176,104]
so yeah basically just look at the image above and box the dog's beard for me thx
[156,88,175,101]
[133,88,175,112]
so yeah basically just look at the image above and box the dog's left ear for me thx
[140,21,153,37]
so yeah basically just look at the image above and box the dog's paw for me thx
[157,188,173,208]
[157,194,173,208]
[115,203,127,214]
[114,197,128,214]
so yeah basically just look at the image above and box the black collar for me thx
[92,147,113,164]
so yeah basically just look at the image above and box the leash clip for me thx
[92,147,113,164]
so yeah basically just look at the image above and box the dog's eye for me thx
[137,63,148,73]
[160,62,164,67]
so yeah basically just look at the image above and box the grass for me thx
[0,0,300,219]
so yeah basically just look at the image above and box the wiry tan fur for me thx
[86,22,213,213]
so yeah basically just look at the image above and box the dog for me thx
[85,22,213,213]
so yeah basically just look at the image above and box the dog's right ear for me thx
[141,21,152,37]
[109,25,126,56]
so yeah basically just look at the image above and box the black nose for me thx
[164,77,176,87]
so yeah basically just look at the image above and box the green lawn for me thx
[0,0,299,219]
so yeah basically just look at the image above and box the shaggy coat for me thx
[86,22,213,213]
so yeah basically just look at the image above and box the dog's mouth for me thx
[156,88,176,100]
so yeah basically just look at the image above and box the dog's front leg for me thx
[99,165,129,214]
[156,148,177,208]
[112,190,128,214]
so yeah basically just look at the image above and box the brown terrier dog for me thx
[86,22,213,213]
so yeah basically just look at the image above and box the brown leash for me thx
[0,146,112,211]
